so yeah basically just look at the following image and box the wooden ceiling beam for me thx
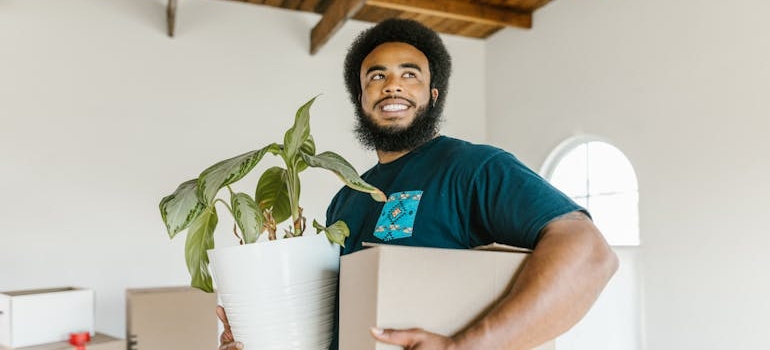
[310,0,366,55]
[166,0,177,37]
[366,0,532,29]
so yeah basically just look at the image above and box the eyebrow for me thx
[364,63,424,75]
[400,63,423,72]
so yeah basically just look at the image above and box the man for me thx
[219,18,617,350]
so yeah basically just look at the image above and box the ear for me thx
[431,88,439,106]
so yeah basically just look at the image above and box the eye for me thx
[370,73,385,81]
[402,72,416,78]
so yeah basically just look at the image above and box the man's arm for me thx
[371,211,619,350]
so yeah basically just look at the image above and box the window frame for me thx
[540,135,640,246]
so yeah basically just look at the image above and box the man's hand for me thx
[370,327,457,350]
[216,306,243,350]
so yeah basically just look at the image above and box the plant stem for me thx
[232,223,243,245]
[213,198,233,217]
[285,163,301,236]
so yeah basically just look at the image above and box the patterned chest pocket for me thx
[373,190,423,241]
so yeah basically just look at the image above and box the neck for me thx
[375,133,440,164]
[376,149,411,164]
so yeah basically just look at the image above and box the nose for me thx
[382,76,403,94]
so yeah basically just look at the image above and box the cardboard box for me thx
[339,244,555,350]
[0,287,94,348]
[126,286,217,350]
[0,333,124,350]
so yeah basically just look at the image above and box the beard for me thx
[354,102,443,152]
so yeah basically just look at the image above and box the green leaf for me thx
[283,96,317,163]
[185,206,218,293]
[255,167,292,225]
[197,146,274,205]
[159,179,206,239]
[302,134,316,156]
[313,219,349,247]
[231,193,262,244]
[265,143,283,156]
[296,135,316,172]
[301,151,387,202]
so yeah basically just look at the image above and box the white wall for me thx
[487,0,770,349]
[0,0,486,338]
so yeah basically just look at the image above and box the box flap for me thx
[125,286,201,295]
[362,242,532,253]
[472,243,532,253]
[0,288,82,298]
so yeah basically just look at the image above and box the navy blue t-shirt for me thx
[326,136,584,254]
[325,136,584,350]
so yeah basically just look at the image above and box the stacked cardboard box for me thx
[0,287,93,348]
[126,286,218,350]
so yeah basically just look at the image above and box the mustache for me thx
[373,95,417,110]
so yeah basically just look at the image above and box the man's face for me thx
[355,42,440,152]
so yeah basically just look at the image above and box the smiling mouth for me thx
[375,96,415,112]
[381,103,409,112]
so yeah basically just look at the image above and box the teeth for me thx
[382,104,408,112]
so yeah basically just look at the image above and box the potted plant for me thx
[158,96,385,349]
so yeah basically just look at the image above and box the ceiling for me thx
[166,0,556,54]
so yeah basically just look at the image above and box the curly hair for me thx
[343,18,452,113]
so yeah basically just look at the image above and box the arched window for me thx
[544,137,644,350]
[542,136,639,246]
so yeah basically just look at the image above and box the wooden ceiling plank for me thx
[263,0,284,7]
[365,0,532,29]
[281,0,304,9]
[457,21,501,38]
[298,0,322,12]
[516,0,554,10]
[353,5,401,21]
[310,0,366,55]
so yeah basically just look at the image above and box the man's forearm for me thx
[452,218,619,350]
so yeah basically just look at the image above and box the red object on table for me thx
[69,332,91,350]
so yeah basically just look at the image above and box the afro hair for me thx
[343,18,452,111]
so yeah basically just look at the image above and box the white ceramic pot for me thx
[208,233,340,350]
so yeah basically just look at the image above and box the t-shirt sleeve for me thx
[471,152,585,249]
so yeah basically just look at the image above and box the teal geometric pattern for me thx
[374,190,423,241]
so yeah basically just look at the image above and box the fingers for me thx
[218,341,243,350]
[370,327,456,349]
[217,305,237,347]
[370,327,424,347]
[220,330,234,345]
[216,305,229,324]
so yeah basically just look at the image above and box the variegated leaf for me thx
[302,134,316,156]
[283,96,316,162]
[185,206,217,293]
[265,143,283,156]
[197,146,274,205]
[296,135,316,172]
[159,179,205,238]
[255,167,291,225]
[313,219,349,247]
[301,151,387,202]
[231,193,262,244]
